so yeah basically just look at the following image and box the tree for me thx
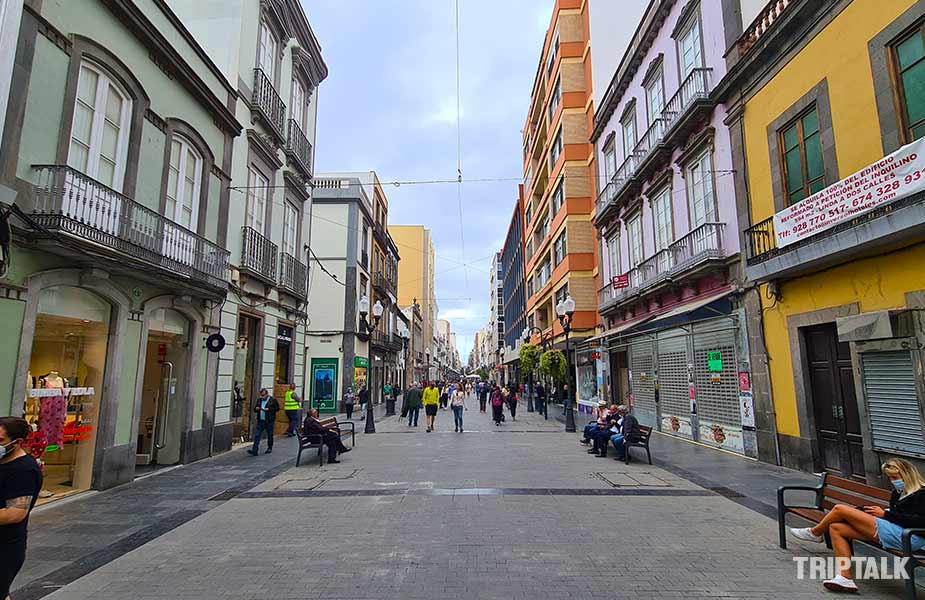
[477,367,490,381]
[518,343,539,382]
[540,349,567,385]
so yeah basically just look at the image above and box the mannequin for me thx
[38,371,67,449]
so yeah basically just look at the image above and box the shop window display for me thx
[24,286,110,502]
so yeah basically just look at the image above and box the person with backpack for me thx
[490,385,505,426]
[508,386,519,421]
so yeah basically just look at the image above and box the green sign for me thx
[354,356,369,368]
[707,351,723,372]
[311,358,339,413]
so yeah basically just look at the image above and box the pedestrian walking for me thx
[357,384,369,419]
[490,385,504,426]
[440,383,449,410]
[0,417,42,600]
[283,383,302,437]
[478,382,489,412]
[423,382,440,432]
[451,386,467,432]
[508,386,518,421]
[383,382,392,406]
[535,382,546,416]
[343,386,355,420]
[406,383,423,427]
[248,388,278,455]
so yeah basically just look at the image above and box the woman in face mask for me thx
[788,458,925,593]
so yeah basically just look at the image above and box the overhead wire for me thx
[454,0,468,296]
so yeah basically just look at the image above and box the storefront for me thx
[232,314,261,442]
[311,357,339,413]
[575,347,602,416]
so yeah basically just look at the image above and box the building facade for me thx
[489,252,504,368]
[589,0,755,455]
[169,0,327,446]
[306,173,400,412]
[390,224,438,364]
[502,188,527,352]
[521,0,598,381]
[724,0,925,479]
[0,0,242,496]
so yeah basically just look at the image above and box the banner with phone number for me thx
[773,138,925,248]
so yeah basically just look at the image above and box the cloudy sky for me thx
[304,0,644,363]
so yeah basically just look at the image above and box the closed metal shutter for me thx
[693,325,740,428]
[630,339,656,427]
[657,331,689,424]
[861,351,925,456]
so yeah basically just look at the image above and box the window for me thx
[551,179,564,215]
[678,18,703,79]
[607,234,621,280]
[164,135,202,230]
[603,140,617,181]
[525,203,533,227]
[621,111,637,159]
[627,213,643,268]
[550,128,563,167]
[645,69,665,124]
[687,150,717,227]
[780,107,824,205]
[245,167,268,233]
[526,276,534,297]
[68,62,131,191]
[257,20,278,82]
[554,283,569,307]
[548,76,561,123]
[291,79,307,130]
[546,30,559,76]
[651,186,673,252]
[359,274,368,298]
[553,230,567,265]
[893,29,925,141]
[282,201,298,256]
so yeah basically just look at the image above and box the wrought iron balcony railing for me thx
[662,68,712,132]
[240,226,277,283]
[31,165,229,288]
[285,119,313,178]
[373,270,396,296]
[252,68,286,142]
[279,252,307,297]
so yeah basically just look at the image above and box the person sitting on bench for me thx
[301,409,352,464]
[608,405,639,460]
[789,458,925,593]
[582,400,611,447]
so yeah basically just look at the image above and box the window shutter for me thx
[861,351,925,455]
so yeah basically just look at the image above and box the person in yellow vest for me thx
[422,381,440,433]
[284,383,302,437]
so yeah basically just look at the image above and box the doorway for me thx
[232,314,260,442]
[609,350,629,405]
[804,323,865,480]
[136,309,189,467]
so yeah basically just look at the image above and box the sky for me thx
[303,0,646,364]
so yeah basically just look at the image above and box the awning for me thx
[583,314,656,345]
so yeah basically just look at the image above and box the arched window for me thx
[164,135,203,231]
[67,61,132,192]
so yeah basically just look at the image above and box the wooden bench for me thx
[295,417,355,467]
[624,425,653,465]
[778,472,925,598]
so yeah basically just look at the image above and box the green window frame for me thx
[893,28,925,142]
[779,106,824,206]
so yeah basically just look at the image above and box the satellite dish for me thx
[206,333,226,353]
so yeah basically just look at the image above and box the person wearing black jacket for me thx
[302,409,351,463]
[789,458,925,593]
[247,388,279,456]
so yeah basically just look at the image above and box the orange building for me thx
[521,0,598,360]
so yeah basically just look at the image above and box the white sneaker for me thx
[789,527,824,543]
[823,575,858,593]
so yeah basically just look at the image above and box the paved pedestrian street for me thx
[15,406,909,599]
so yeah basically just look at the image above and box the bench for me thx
[778,472,924,598]
[624,425,653,465]
[295,417,355,467]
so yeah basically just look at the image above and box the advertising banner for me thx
[310,358,339,413]
[773,138,925,248]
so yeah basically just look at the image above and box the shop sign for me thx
[611,274,630,289]
[773,137,925,248]
[310,358,339,413]
[707,351,723,372]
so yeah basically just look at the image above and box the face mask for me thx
[0,439,21,460]
[892,479,906,492]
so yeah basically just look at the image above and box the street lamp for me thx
[358,295,383,433]
[424,348,432,382]
[397,323,410,389]
[556,295,577,433]
[522,326,551,418]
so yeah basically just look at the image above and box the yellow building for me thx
[388,225,437,359]
[723,0,925,481]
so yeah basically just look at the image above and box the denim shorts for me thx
[876,517,925,551]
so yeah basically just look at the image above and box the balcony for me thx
[285,119,313,179]
[595,68,714,225]
[240,226,277,284]
[598,222,726,314]
[279,252,307,298]
[371,331,402,352]
[251,68,286,142]
[373,270,396,297]
[744,191,925,283]
[30,165,229,292]
[737,0,794,57]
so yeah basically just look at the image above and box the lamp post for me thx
[424,348,432,383]
[522,326,551,419]
[358,295,383,433]
[556,295,577,433]
[398,324,410,389]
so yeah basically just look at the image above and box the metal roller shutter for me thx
[630,339,656,426]
[693,325,740,428]
[861,351,925,456]
[657,331,689,423]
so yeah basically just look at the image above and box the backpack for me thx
[491,393,503,408]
